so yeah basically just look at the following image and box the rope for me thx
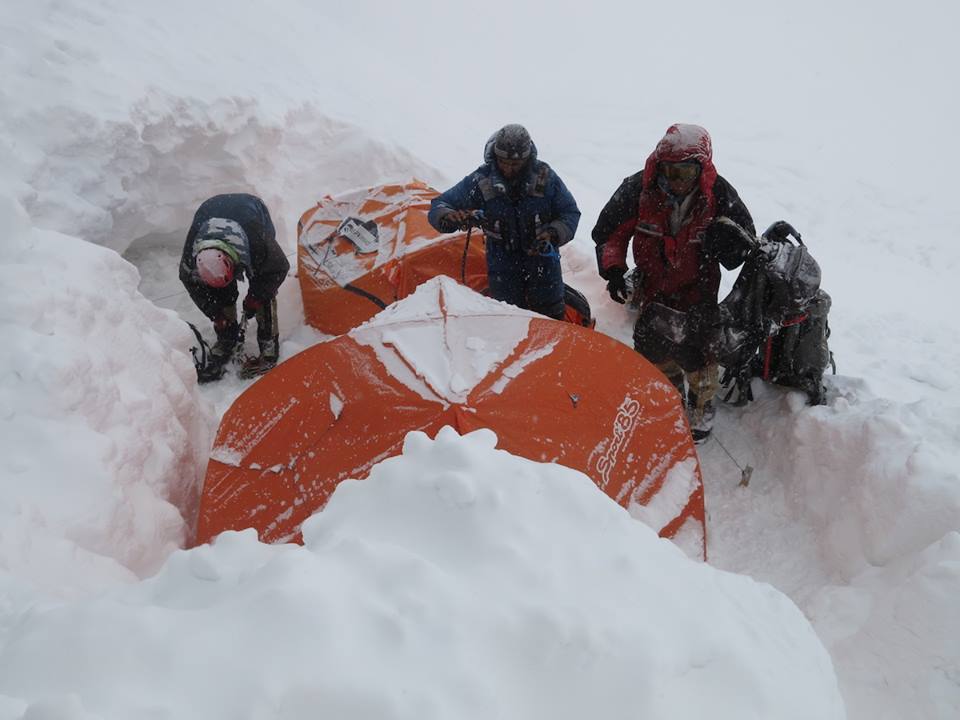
[712,431,754,488]
[460,226,473,284]
[149,288,190,303]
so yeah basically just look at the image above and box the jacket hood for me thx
[642,124,718,199]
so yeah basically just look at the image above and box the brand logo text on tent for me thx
[596,396,641,489]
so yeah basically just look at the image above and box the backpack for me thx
[563,283,596,328]
[717,221,835,405]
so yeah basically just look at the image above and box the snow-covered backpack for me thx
[717,221,835,405]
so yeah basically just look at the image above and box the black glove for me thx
[437,218,457,233]
[606,267,629,304]
[438,210,473,232]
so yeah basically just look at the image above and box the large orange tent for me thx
[297,180,488,336]
[196,277,707,558]
[296,180,592,335]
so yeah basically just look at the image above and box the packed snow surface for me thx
[2,0,959,718]
[0,429,845,720]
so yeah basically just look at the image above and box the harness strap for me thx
[187,322,211,372]
[763,335,774,381]
[477,176,497,201]
[529,164,549,196]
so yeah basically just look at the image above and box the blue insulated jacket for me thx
[428,159,580,252]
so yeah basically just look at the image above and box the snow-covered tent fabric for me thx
[196,278,707,558]
[297,181,488,335]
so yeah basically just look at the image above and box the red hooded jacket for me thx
[593,124,754,310]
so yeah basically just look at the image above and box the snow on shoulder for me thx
[1,428,845,720]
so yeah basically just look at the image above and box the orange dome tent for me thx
[296,181,593,335]
[196,277,707,558]
[297,180,488,336]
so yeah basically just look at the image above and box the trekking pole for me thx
[712,432,754,488]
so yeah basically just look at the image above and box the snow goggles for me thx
[660,161,701,183]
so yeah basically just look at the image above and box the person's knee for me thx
[213,303,238,331]
[687,364,720,402]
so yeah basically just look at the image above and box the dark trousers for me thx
[185,279,239,321]
[184,279,278,358]
[485,239,565,319]
[254,297,279,359]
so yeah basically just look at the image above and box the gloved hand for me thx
[529,226,559,256]
[438,210,473,232]
[242,294,264,319]
[605,267,629,304]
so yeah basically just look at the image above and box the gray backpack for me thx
[717,221,835,405]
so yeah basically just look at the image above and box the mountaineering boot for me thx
[212,304,240,357]
[687,398,716,444]
[239,337,278,379]
[238,354,276,379]
[209,332,238,362]
[210,330,239,365]
[197,356,229,384]
[197,306,240,383]
[686,364,719,444]
[239,299,279,380]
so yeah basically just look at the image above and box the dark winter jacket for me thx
[428,153,581,253]
[179,193,289,302]
[592,125,754,311]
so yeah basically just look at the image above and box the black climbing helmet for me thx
[492,124,533,160]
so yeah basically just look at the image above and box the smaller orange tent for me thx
[196,277,707,558]
[297,180,488,335]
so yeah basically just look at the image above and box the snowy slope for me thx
[2,1,959,718]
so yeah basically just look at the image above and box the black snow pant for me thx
[184,278,279,359]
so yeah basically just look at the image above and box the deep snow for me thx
[2,1,959,718]
[1,427,849,720]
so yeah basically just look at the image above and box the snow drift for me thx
[0,197,210,597]
[0,428,845,720]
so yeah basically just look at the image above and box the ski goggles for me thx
[660,161,701,183]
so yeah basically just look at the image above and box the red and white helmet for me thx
[196,248,235,288]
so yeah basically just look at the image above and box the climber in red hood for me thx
[592,124,756,442]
